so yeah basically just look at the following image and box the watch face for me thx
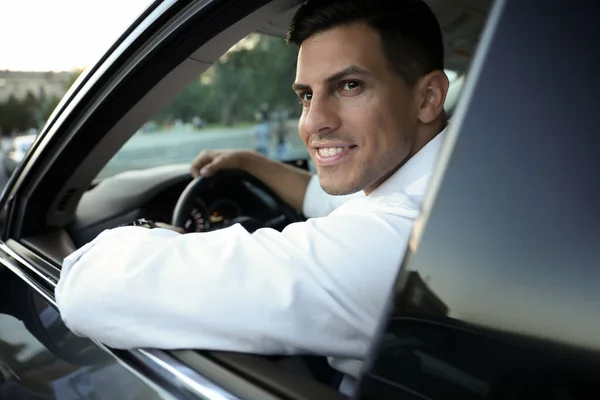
[123,219,157,229]
[137,219,157,229]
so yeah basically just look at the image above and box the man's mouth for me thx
[314,145,357,165]
[317,146,349,157]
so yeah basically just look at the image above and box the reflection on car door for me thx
[0,269,168,400]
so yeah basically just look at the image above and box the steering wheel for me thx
[172,170,302,233]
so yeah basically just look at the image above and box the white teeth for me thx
[318,147,346,157]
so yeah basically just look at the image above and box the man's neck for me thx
[364,119,446,196]
[409,118,446,159]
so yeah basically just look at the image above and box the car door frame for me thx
[0,0,316,399]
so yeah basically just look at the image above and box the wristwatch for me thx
[121,218,158,229]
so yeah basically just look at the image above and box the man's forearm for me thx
[241,152,312,212]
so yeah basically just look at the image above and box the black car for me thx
[0,0,599,399]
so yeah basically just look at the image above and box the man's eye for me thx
[341,81,361,91]
[298,92,312,104]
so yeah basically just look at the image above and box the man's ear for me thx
[416,70,449,124]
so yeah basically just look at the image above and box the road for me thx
[98,124,308,179]
[0,123,309,190]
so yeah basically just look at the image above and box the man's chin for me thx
[318,173,363,196]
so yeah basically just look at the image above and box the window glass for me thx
[359,317,600,399]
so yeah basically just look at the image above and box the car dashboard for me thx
[67,162,307,248]
[142,175,281,233]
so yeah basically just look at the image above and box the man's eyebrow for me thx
[292,82,310,92]
[292,65,370,92]
[325,65,370,84]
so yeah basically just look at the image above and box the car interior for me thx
[16,0,491,259]
[0,0,496,398]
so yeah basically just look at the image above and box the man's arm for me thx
[240,152,312,213]
[55,196,416,369]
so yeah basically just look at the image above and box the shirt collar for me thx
[369,127,447,198]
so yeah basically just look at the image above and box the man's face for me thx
[294,22,421,195]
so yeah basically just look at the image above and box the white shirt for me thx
[55,129,445,384]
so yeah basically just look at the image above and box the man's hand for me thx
[190,149,259,178]
[189,148,312,212]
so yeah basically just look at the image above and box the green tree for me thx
[65,70,82,90]
[0,94,38,135]
[152,33,300,127]
[0,70,80,136]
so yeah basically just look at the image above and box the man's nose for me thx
[303,95,341,134]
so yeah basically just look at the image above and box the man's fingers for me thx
[190,151,214,177]
[191,161,217,178]
[190,149,241,178]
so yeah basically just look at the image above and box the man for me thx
[55,0,449,395]
[254,103,271,156]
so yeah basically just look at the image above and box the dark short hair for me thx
[286,0,444,86]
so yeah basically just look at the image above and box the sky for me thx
[0,0,154,72]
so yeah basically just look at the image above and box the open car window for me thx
[96,32,304,181]
[96,31,464,181]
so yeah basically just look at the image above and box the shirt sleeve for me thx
[55,197,416,361]
[302,175,365,218]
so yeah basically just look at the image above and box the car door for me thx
[355,0,600,398]
[3,0,502,398]
[0,0,341,399]
[0,1,268,399]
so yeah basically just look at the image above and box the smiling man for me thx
[56,0,449,396]
[294,25,445,197]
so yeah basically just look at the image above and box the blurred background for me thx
[0,0,465,188]
[0,0,153,187]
